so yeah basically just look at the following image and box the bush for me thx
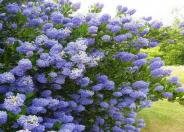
[143,21,184,65]
[158,25,184,65]
[0,0,183,131]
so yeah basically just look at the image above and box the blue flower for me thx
[113,92,122,97]
[17,115,43,130]
[142,16,152,21]
[132,81,149,89]
[109,99,117,105]
[100,102,109,108]
[97,75,108,83]
[101,35,111,42]
[60,123,85,132]
[114,52,136,62]
[42,23,53,32]
[151,68,171,77]
[16,76,34,93]
[88,26,98,34]
[127,9,136,15]
[51,12,64,24]
[175,87,184,93]
[0,111,7,125]
[133,59,147,67]
[79,89,94,98]
[154,85,164,91]
[46,28,59,39]
[16,42,36,54]
[6,3,20,14]
[163,92,173,99]
[168,77,179,84]
[80,98,93,105]
[18,59,32,70]
[104,80,115,90]
[7,37,15,45]
[117,5,128,13]
[11,23,17,29]
[27,106,46,114]
[137,53,148,59]
[71,16,83,27]
[29,18,43,27]
[151,21,163,29]
[23,8,32,16]
[124,118,135,124]
[3,92,25,114]
[112,126,123,132]
[149,41,159,48]
[150,60,164,70]
[72,2,81,10]
[140,28,149,36]
[92,84,104,91]
[37,74,47,84]
[0,72,15,84]
[108,25,121,33]
[77,77,90,87]
[0,23,2,30]
[69,68,83,79]
[32,98,50,107]
[100,14,111,23]
[54,112,73,123]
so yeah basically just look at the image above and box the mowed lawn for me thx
[138,66,184,132]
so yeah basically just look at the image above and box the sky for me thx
[72,0,184,25]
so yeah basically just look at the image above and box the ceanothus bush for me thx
[0,0,183,131]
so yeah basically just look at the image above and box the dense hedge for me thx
[0,0,183,131]
[142,21,184,65]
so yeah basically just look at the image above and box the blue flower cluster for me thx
[0,0,183,131]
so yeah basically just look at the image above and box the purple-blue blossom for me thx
[72,2,81,10]
[154,86,164,91]
[0,72,15,84]
[17,115,43,130]
[163,92,173,99]
[100,102,109,108]
[18,59,32,70]
[51,11,64,24]
[101,35,111,42]
[132,81,149,89]
[0,23,2,30]
[6,3,20,14]
[0,111,7,125]
[3,92,25,114]
[114,52,136,62]
[88,26,98,34]
[175,87,184,93]
[7,37,15,45]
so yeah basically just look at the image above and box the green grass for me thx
[138,100,184,132]
[138,66,184,132]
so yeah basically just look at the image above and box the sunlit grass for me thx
[138,100,184,132]
[139,66,184,132]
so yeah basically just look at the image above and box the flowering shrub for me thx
[0,0,184,131]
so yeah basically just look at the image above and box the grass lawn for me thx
[138,66,184,132]
[138,100,184,132]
